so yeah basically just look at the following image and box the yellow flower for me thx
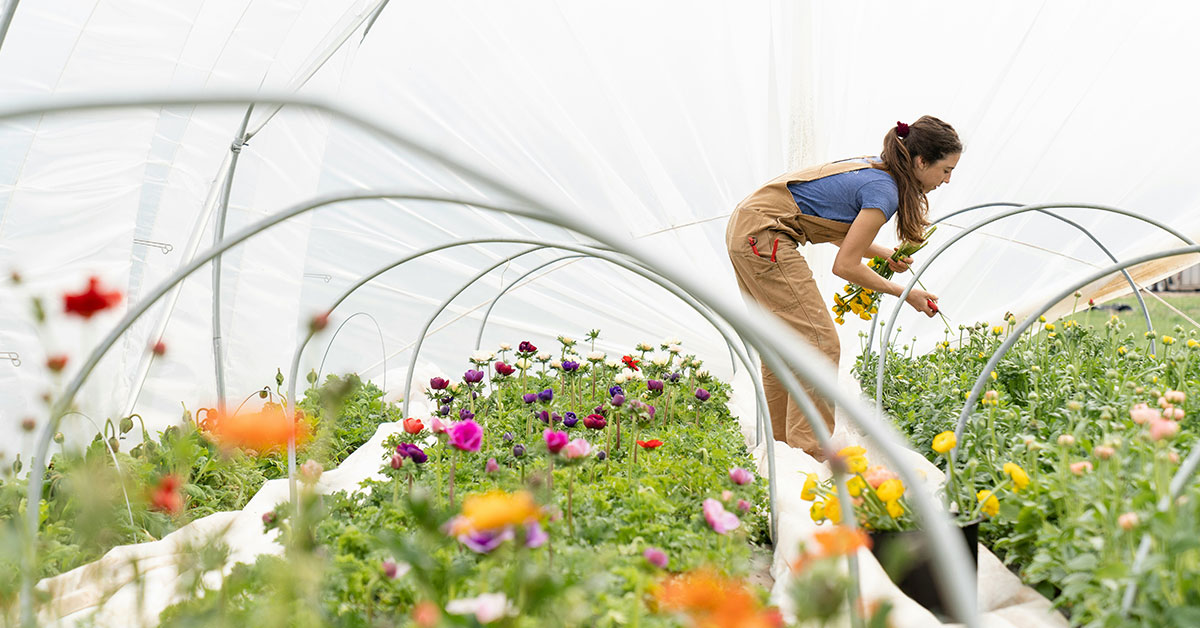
[932,431,957,454]
[1044,323,1055,332]
[876,478,905,502]
[835,317,845,325]
[1118,346,1127,355]
[838,446,866,458]
[810,501,826,522]
[448,490,542,535]
[990,370,998,380]
[1188,339,1198,349]
[801,473,818,501]
[824,496,842,524]
[1038,315,1046,323]
[1002,462,1030,491]
[859,311,872,321]
[834,294,846,306]
[992,326,1003,335]
[846,476,866,497]
[1163,335,1176,345]
[977,490,999,517]
[885,500,904,518]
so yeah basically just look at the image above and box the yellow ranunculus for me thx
[1002,462,1030,491]
[810,501,826,522]
[977,490,999,517]
[932,431,957,454]
[835,317,845,325]
[838,446,865,457]
[859,311,872,321]
[846,476,866,497]
[992,326,1003,335]
[876,478,904,502]
[801,473,818,501]
[1163,335,1176,345]
[885,500,904,518]
[847,456,868,474]
[825,496,842,524]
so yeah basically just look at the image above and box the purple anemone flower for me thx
[537,388,554,403]
[561,360,580,372]
[513,444,526,458]
[523,393,538,404]
[524,521,548,548]
[609,385,624,398]
[503,432,515,442]
[562,412,578,428]
[695,388,711,402]
[647,379,664,392]
[395,443,427,464]
[667,371,681,383]
[459,408,475,421]
[429,377,449,390]
[537,410,550,424]
[460,527,514,553]
[596,450,607,461]
[463,369,485,384]
[438,404,451,416]
[611,394,625,407]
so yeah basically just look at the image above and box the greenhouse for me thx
[3,1,1200,626]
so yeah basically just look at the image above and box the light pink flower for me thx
[721,490,733,501]
[643,547,669,569]
[737,499,751,513]
[863,465,899,489]
[1166,390,1186,404]
[1158,396,1172,409]
[1165,407,1186,420]
[728,467,754,485]
[1150,417,1180,441]
[563,438,592,459]
[445,592,511,624]
[1130,403,1160,425]
[485,458,499,473]
[300,459,323,484]
[1093,445,1115,460]
[1070,461,1093,475]
[430,417,449,434]
[1057,434,1076,447]
[702,498,740,534]
[1168,451,1180,464]
[1118,512,1139,530]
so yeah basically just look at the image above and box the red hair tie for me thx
[896,121,910,138]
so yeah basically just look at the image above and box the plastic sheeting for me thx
[2,0,1200,522]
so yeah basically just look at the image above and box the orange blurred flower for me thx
[447,490,542,536]
[792,525,872,573]
[150,474,184,515]
[200,404,310,454]
[654,568,782,628]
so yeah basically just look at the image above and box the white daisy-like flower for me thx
[515,358,532,370]
[605,358,622,369]
[536,352,551,362]
[587,351,606,362]
[497,342,512,351]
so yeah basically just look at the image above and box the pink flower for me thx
[721,490,733,501]
[449,420,483,452]
[391,453,404,469]
[737,499,751,513]
[1069,461,1093,475]
[702,498,740,534]
[430,417,449,434]
[563,438,592,459]
[544,429,568,454]
[1130,403,1160,425]
[1118,512,1139,530]
[1165,407,1185,420]
[1166,389,1186,404]
[1149,417,1180,441]
[1168,451,1180,464]
[445,592,511,624]
[863,465,899,489]
[1093,445,1115,460]
[728,467,753,485]
[300,459,323,484]
[1057,434,1076,447]
[485,458,499,473]
[643,547,669,569]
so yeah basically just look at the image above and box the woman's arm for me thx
[831,209,937,316]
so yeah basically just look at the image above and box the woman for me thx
[726,116,961,461]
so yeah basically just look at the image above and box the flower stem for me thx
[568,468,575,536]
[448,449,458,508]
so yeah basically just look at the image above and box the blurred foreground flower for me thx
[447,490,542,536]
[63,276,122,318]
[702,498,740,534]
[201,405,310,454]
[150,474,184,515]
[654,568,782,628]
[446,592,513,624]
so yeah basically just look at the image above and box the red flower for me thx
[494,361,516,376]
[151,340,167,356]
[896,121,910,138]
[309,311,330,333]
[622,355,640,371]
[637,439,664,449]
[63,276,122,319]
[403,417,425,434]
[150,474,184,515]
[46,355,68,373]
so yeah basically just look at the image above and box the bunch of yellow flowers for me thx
[805,446,911,531]
[830,225,936,325]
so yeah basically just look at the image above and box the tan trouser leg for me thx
[728,230,839,461]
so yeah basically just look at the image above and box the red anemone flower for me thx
[637,439,664,449]
[150,474,184,515]
[621,355,640,371]
[63,276,122,319]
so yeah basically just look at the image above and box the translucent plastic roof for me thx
[3,1,1200,455]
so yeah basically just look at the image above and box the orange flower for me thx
[200,404,310,454]
[654,568,783,628]
[812,526,871,557]
[447,490,542,536]
[150,474,184,515]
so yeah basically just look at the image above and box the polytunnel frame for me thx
[314,311,388,392]
[864,202,1158,359]
[276,237,778,539]
[2,91,978,626]
[874,203,1195,418]
[940,245,1200,617]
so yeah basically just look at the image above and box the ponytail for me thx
[872,116,962,243]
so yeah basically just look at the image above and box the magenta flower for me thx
[449,420,483,452]
[524,521,548,548]
[544,429,569,454]
[485,458,500,473]
[728,467,753,485]
[518,341,537,353]
[430,417,449,434]
[583,414,607,430]
[611,394,625,407]
[564,438,592,459]
[695,388,711,402]
[459,527,514,554]
[647,379,664,392]
[464,369,485,384]
[643,547,669,569]
[382,559,401,579]
[430,377,450,390]
[737,499,751,513]
[702,498,740,534]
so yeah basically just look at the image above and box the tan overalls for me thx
[725,159,874,461]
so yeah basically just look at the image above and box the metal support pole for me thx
[211,107,254,412]
[315,311,387,393]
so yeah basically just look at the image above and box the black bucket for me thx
[868,519,980,622]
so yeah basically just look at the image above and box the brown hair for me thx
[872,115,962,242]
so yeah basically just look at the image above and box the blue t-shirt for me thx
[786,158,898,223]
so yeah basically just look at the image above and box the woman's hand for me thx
[887,247,913,273]
[906,289,939,317]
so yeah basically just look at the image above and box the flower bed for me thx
[857,314,1200,625]
[152,336,787,626]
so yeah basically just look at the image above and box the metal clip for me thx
[1,352,20,367]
